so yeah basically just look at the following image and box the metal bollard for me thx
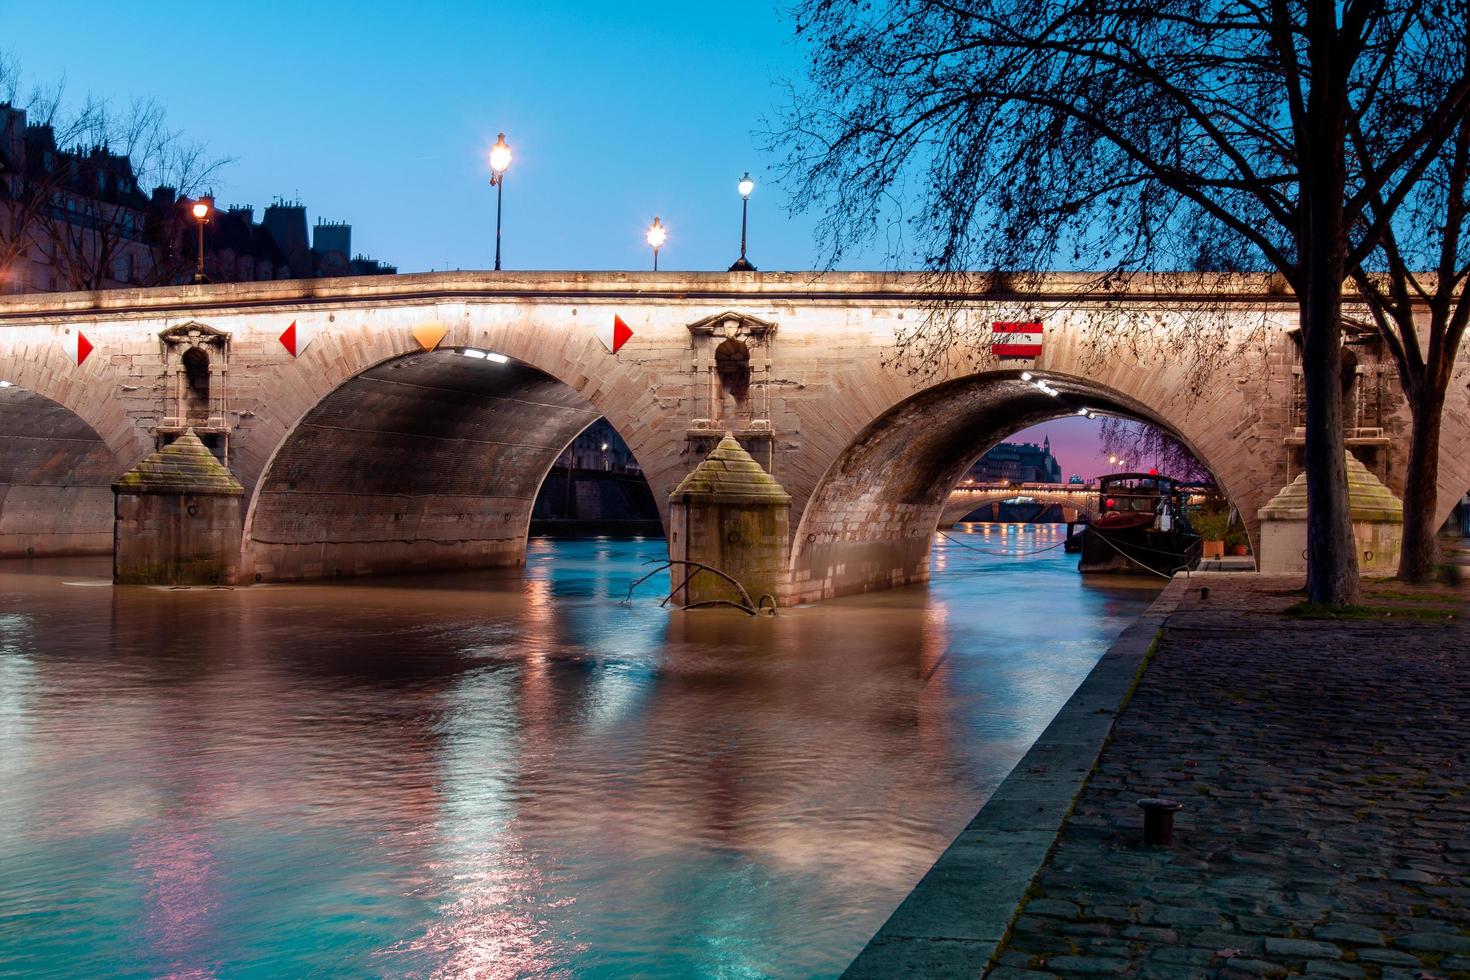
[1137,798,1183,847]
[1199,586,1209,600]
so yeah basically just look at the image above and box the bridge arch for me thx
[787,369,1255,602]
[240,318,672,582]
[0,330,149,472]
[0,382,131,557]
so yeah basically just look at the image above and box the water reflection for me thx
[0,525,1157,978]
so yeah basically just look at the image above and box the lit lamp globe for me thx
[738,173,755,198]
[646,216,667,270]
[646,218,667,250]
[489,134,512,178]
[189,197,212,284]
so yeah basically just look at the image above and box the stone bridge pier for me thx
[0,271,1465,602]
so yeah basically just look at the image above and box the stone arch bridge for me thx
[940,484,1101,528]
[1,271,1464,603]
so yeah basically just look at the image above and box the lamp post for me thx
[190,197,212,284]
[646,216,666,271]
[489,133,512,271]
[728,172,756,271]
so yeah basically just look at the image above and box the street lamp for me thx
[728,172,756,271]
[489,133,512,271]
[646,216,666,271]
[190,196,212,284]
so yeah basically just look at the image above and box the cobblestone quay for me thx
[992,575,1468,979]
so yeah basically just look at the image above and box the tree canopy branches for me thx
[772,0,1470,603]
[776,0,1466,288]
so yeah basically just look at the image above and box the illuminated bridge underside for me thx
[0,387,120,557]
[246,351,601,580]
[788,375,1182,602]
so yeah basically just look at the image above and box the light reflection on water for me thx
[0,525,1158,978]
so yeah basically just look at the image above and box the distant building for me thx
[1,102,154,293]
[531,418,659,526]
[0,100,394,294]
[146,191,294,285]
[1069,474,1085,484]
[969,436,1063,483]
[312,217,396,278]
[555,418,641,473]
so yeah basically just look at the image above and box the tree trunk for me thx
[1299,285,1361,605]
[1397,388,1446,582]
[1298,5,1361,606]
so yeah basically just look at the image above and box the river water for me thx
[0,524,1159,979]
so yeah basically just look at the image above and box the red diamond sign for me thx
[598,315,633,354]
[67,331,94,366]
[279,320,314,357]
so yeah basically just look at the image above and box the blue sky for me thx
[4,0,1125,476]
[4,0,847,273]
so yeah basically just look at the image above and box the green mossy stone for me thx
[671,434,791,504]
[112,431,244,496]
[1258,451,1402,524]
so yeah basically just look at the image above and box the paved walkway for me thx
[991,575,1469,979]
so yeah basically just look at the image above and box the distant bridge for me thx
[940,483,1099,528]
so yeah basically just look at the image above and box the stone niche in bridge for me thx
[157,320,232,463]
[685,311,778,463]
[113,431,244,586]
[668,435,791,607]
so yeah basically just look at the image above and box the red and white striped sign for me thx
[598,315,633,354]
[66,331,94,366]
[991,321,1043,359]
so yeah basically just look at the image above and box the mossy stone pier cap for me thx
[112,431,244,496]
[670,434,792,506]
[1257,451,1402,524]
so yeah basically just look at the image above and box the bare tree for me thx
[774,0,1470,605]
[36,97,228,291]
[0,54,228,292]
[1097,417,1215,484]
[1350,106,1469,581]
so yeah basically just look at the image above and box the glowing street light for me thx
[489,133,512,271]
[729,172,756,271]
[190,196,212,284]
[646,216,666,271]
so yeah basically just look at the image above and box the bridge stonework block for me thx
[0,272,1462,598]
[112,432,245,586]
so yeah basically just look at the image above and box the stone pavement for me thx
[991,574,1469,979]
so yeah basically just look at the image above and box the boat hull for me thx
[1078,525,1200,577]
